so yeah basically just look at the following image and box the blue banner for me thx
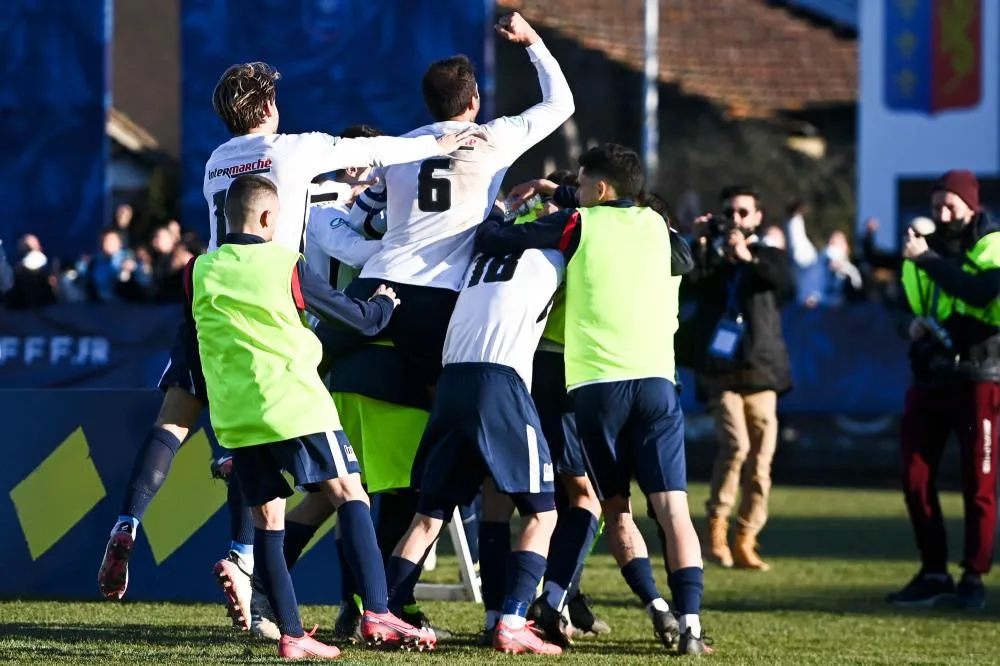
[0,390,343,603]
[180,0,491,242]
[678,302,911,415]
[0,304,180,389]
[0,0,110,260]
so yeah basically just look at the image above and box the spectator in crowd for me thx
[166,219,182,243]
[801,231,864,308]
[87,229,148,303]
[150,225,195,302]
[761,225,787,250]
[677,185,794,571]
[887,170,1000,611]
[0,239,14,296]
[113,204,134,247]
[4,234,56,309]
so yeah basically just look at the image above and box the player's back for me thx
[443,247,565,388]
[361,121,508,290]
[204,133,335,252]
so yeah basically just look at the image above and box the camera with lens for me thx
[706,213,737,255]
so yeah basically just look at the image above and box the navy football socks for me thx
[621,557,661,606]
[669,566,704,615]
[478,521,510,624]
[338,500,389,613]
[334,531,360,607]
[385,556,422,616]
[500,550,547,629]
[254,528,304,638]
[542,507,598,611]
[226,474,255,555]
[119,426,182,521]
[283,521,319,570]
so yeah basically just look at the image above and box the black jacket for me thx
[676,237,794,401]
[907,212,1000,385]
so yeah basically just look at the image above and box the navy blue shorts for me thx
[156,324,207,403]
[572,378,687,500]
[531,350,586,477]
[316,277,458,387]
[412,363,556,516]
[231,430,361,507]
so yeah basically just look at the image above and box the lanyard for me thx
[726,269,743,318]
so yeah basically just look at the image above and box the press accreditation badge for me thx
[708,317,745,360]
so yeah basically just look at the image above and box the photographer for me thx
[677,185,793,571]
[887,170,1000,611]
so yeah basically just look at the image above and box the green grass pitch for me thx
[2,483,998,664]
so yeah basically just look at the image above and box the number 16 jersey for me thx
[443,247,565,389]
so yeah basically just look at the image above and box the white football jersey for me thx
[355,39,574,291]
[443,248,566,388]
[202,131,441,252]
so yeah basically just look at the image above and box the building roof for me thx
[774,0,858,32]
[498,0,858,118]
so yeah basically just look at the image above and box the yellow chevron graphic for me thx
[10,427,106,561]
[144,429,228,564]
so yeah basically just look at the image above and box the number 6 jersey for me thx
[352,39,574,292]
[442,247,565,389]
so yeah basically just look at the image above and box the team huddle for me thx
[96,13,712,659]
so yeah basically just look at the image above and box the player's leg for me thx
[211,459,259,633]
[478,480,513,642]
[233,445,340,659]
[290,432,435,651]
[633,378,711,655]
[98,369,203,601]
[493,487,561,656]
[573,380,680,649]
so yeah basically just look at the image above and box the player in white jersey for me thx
[98,61,477,615]
[379,206,564,655]
[321,12,574,390]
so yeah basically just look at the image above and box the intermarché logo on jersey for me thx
[208,158,273,179]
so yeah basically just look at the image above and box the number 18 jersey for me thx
[442,248,566,389]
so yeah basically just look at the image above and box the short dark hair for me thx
[421,55,478,122]
[224,175,278,230]
[212,62,281,135]
[578,144,644,200]
[546,169,579,188]
[719,185,761,208]
[338,124,384,140]
[641,191,674,226]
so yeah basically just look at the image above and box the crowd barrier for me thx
[0,390,340,602]
[0,302,942,601]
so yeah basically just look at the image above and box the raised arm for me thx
[307,127,483,175]
[483,13,575,165]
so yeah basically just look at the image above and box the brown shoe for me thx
[704,516,733,568]
[733,531,771,571]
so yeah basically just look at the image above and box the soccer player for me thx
[499,175,690,649]
[311,9,573,633]
[180,174,435,658]
[97,60,477,610]
[384,203,564,655]
[474,143,713,655]
[322,11,573,381]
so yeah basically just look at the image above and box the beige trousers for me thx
[705,389,779,536]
